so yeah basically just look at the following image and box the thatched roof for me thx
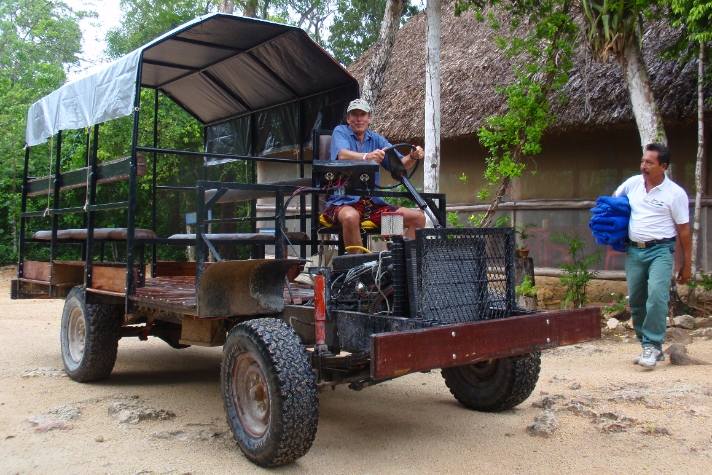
[348,1,711,142]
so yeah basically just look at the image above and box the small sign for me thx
[185,210,212,225]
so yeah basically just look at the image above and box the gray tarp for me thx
[26,13,358,149]
[26,49,141,146]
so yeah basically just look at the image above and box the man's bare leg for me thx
[398,207,426,239]
[337,206,364,254]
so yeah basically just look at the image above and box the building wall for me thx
[437,122,711,204]
[250,121,711,267]
[436,121,711,271]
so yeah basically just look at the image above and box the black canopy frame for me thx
[20,14,360,312]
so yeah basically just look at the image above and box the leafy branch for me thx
[456,0,577,227]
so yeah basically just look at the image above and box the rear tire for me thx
[222,318,318,467]
[60,286,122,382]
[441,352,541,412]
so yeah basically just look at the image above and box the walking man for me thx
[613,143,691,369]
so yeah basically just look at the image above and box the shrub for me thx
[549,231,600,308]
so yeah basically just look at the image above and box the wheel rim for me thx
[231,352,270,438]
[459,359,500,387]
[67,306,86,363]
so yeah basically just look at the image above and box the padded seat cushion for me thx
[318,213,378,230]
[32,228,158,240]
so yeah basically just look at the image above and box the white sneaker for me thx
[638,347,664,369]
[632,348,665,365]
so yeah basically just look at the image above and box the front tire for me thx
[60,286,122,382]
[221,318,318,467]
[441,352,541,412]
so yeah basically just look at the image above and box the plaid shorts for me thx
[323,198,397,226]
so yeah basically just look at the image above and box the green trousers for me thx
[625,242,675,351]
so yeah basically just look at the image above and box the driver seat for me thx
[311,129,380,253]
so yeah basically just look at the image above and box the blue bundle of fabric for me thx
[589,196,630,252]
[590,196,631,217]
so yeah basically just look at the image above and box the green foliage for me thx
[447,211,509,228]
[10,1,259,266]
[447,211,463,228]
[514,222,535,249]
[328,0,419,65]
[282,0,334,44]
[670,0,712,43]
[456,1,577,213]
[0,1,91,264]
[603,292,631,317]
[102,2,264,263]
[581,0,648,59]
[106,1,216,58]
[515,275,538,297]
[663,0,712,63]
[687,268,712,291]
[550,230,601,308]
[383,183,419,208]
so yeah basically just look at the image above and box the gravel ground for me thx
[1,266,711,475]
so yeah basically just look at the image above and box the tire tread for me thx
[61,286,121,382]
[222,318,318,467]
[442,353,541,412]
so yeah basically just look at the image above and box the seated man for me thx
[322,99,425,254]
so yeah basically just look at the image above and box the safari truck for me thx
[12,14,600,467]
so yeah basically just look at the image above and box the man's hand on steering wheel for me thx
[364,148,386,164]
[410,145,424,161]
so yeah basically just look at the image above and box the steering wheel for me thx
[375,143,420,190]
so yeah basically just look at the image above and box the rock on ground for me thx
[526,410,559,437]
[694,317,712,328]
[673,315,695,330]
[108,403,176,425]
[20,367,67,378]
[27,404,80,432]
[666,327,694,344]
[531,394,566,409]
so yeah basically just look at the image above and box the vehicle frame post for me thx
[17,145,31,288]
[313,271,327,348]
[49,131,62,297]
[84,124,99,288]
[125,57,144,314]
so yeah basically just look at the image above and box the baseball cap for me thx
[347,99,371,114]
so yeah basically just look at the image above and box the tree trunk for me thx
[424,0,441,199]
[360,0,405,113]
[691,41,706,274]
[219,0,234,13]
[242,0,258,18]
[479,140,524,228]
[618,39,668,149]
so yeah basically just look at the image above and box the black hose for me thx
[368,285,394,313]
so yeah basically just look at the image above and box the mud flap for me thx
[197,260,297,318]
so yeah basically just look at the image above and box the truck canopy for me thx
[26,13,359,151]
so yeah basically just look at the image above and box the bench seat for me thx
[167,232,311,242]
[32,228,158,241]
[204,177,311,204]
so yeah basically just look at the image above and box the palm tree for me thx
[581,0,667,148]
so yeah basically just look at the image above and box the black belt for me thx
[627,237,676,249]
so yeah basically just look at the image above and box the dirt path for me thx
[1,266,711,475]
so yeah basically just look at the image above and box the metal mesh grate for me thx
[415,228,515,324]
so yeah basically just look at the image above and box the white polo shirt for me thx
[614,175,689,242]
